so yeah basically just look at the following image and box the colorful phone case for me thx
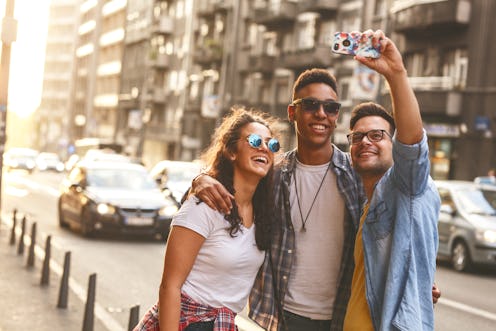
[332,32,381,59]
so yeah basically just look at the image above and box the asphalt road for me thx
[2,170,496,330]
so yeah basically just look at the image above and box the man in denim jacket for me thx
[343,30,440,331]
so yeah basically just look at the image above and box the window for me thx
[443,48,468,88]
[295,13,317,50]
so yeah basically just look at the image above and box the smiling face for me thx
[288,82,339,151]
[350,115,393,178]
[231,122,275,180]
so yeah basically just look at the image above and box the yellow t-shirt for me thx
[343,203,374,331]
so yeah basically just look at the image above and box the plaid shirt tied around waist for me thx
[134,292,237,331]
[248,147,364,331]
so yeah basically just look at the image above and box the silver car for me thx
[435,180,496,271]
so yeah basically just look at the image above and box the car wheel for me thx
[80,207,94,237]
[451,241,471,272]
[58,201,69,228]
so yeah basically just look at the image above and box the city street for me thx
[1,170,496,330]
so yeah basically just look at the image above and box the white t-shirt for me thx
[284,160,345,320]
[171,196,265,312]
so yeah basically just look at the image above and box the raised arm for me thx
[190,174,234,214]
[356,30,423,145]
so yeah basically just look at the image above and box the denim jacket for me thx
[362,132,440,331]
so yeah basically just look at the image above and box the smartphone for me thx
[331,32,380,59]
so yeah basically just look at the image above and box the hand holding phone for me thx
[332,32,381,59]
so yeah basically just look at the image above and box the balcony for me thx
[213,0,233,13]
[197,1,215,18]
[391,0,471,33]
[249,54,277,74]
[185,96,202,113]
[146,123,180,142]
[298,0,338,15]
[250,1,298,30]
[151,16,174,35]
[145,87,167,104]
[193,40,223,66]
[147,53,170,69]
[408,76,463,116]
[279,45,333,70]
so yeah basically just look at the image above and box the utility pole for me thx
[0,0,18,216]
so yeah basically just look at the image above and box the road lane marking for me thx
[438,298,496,322]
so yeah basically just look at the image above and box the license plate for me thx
[126,217,154,226]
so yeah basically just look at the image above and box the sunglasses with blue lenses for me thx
[292,98,341,116]
[246,133,280,153]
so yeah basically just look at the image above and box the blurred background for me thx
[0,0,494,180]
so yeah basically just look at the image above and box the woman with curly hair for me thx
[135,106,280,331]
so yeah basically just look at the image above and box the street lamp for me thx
[0,0,18,218]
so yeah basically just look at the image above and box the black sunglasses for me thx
[347,129,392,145]
[246,133,280,153]
[291,98,341,116]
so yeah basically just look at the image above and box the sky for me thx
[1,0,50,118]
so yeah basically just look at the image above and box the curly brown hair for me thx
[200,106,278,250]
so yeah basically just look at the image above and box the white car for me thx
[149,160,203,203]
[36,152,65,172]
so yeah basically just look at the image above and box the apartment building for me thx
[385,0,495,179]
[70,0,127,141]
[38,0,495,178]
[36,0,80,157]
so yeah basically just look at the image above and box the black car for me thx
[58,160,178,239]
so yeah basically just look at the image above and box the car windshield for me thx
[455,189,496,216]
[167,166,201,183]
[87,168,157,190]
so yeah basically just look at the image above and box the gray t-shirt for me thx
[284,160,345,320]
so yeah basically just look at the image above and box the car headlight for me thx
[158,205,178,217]
[96,203,116,215]
[476,230,496,244]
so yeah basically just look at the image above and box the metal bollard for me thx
[17,216,26,255]
[40,235,51,285]
[128,305,140,331]
[9,211,17,245]
[82,273,97,331]
[57,251,71,309]
[27,222,37,267]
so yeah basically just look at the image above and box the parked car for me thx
[58,160,179,239]
[3,147,38,173]
[435,180,496,271]
[36,152,65,172]
[149,160,203,203]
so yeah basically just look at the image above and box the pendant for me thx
[300,226,306,232]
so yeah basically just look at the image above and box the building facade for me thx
[37,0,495,179]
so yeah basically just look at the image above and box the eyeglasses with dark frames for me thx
[347,129,392,145]
[291,98,341,116]
[246,133,280,153]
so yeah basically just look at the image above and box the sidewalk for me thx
[0,214,261,331]
[0,217,107,331]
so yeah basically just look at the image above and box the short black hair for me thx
[349,102,396,134]
[292,69,338,101]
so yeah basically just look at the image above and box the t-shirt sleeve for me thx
[171,196,218,238]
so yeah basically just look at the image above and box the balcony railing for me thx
[408,76,460,90]
[279,45,333,69]
[250,1,298,29]
[298,0,338,15]
[391,0,471,33]
[151,16,174,35]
